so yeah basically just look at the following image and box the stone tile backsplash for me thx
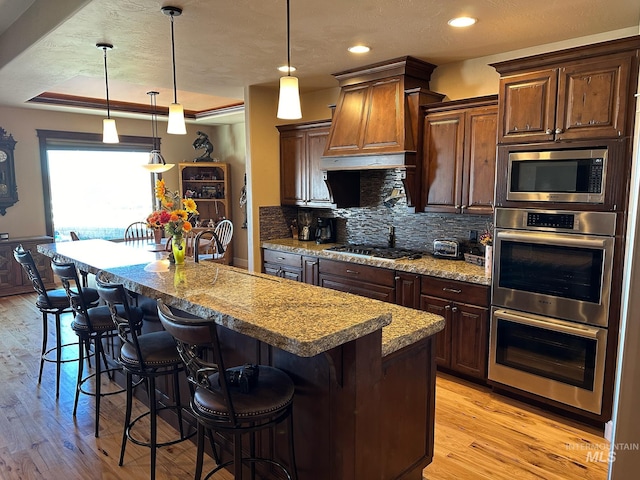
[259,169,493,253]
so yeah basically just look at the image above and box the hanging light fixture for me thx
[96,43,119,143]
[143,91,174,173]
[277,0,302,120]
[162,6,187,135]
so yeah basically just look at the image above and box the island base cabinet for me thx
[208,325,435,479]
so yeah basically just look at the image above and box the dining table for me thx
[37,238,444,480]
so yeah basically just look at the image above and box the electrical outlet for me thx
[469,230,478,242]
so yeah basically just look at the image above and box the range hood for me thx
[321,56,444,208]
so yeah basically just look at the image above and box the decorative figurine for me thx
[192,131,214,162]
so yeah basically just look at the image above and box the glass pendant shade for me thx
[97,43,119,144]
[143,151,174,173]
[277,76,302,120]
[143,90,174,172]
[167,103,186,134]
[102,118,119,143]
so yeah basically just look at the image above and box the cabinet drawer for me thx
[421,276,489,306]
[263,249,302,268]
[318,258,395,287]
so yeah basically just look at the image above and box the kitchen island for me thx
[38,239,444,480]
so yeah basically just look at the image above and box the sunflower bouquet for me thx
[147,179,199,237]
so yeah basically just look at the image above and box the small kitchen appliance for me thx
[432,239,461,259]
[297,210,313,241]
[315,217,336,244]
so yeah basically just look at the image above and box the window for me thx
[38,130,158,240]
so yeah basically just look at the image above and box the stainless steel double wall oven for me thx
[489,208,616,414]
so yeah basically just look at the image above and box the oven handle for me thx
[496,230,609,249]
[495,309,602,339]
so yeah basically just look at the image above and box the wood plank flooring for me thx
[0,293,609,479]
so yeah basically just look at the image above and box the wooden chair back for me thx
[124,221,153,241]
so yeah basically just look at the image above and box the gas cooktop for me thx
[326,244,424,260]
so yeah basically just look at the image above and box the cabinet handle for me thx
[451,306,458,313]
[307,261,318,266]
[346,269,360,275]
[444,305,451,310]
[442,287,462,294]
[277,256,286,260]
[395,276,401,281]
[461,205,467,210]
[554,127,563,134]
[545,129,553,134]
[455,204,461,209]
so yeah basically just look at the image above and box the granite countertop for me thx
[262,238,491,286]
[38,240,444,358]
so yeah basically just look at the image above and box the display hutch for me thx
[178,163,230,225]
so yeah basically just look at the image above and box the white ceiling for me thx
[0,0,639,124]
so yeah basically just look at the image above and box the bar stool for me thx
[157,300,298,480]
[13,245,99,398]
[51,260,131,437]
[96,274,195,480]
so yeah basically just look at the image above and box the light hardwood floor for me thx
[0,293,610,479]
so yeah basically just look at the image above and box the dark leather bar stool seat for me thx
[51,260,130,437]
[157,299,298,480]
[13,245,99,398]
[96,274,194,480]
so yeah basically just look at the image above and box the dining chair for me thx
[124,221,153,241]
[193,220,233,263]
[157,299,298,480]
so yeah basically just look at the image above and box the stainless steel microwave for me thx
[506,148,607,203]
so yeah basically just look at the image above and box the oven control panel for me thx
[526,212,574,229]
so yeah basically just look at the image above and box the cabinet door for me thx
[421,111,464,213]
[497,69,557,143]
[279,131,306,205]
[306,127,333,207]
[556,54,632,141]
[0,244,20,292]
[302,256,319,285]
[450,303,488,379]
[420,295,451,367]
[395,272,421,309]
[463,106,497,215]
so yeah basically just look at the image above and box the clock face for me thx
[0,150,6,162]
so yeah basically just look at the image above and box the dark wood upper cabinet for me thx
[493,36,640,144]
[278,120,333,208]
[420,96,498,215]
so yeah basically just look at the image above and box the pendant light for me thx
[277,0,302,120]
[162,6,187,135]
[97,43,119,143]
[143,91,174,173]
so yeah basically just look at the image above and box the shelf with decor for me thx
[178,162,230,225]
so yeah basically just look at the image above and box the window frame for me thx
[37,129,159,238]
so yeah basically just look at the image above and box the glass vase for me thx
[172,235,186,265]
[153,228,163,245]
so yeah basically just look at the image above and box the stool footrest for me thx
[126,405,196,448]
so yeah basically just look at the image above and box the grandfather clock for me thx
[0,127,17,215]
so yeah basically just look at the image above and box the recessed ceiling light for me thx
[278,65,297,73]
[448,17,477,27]
[348,45,370,54]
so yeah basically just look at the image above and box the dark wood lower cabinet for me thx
[318,258,396,303]
[0,236,55,297]
[420,276,490,381]
[421,295,488,379]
